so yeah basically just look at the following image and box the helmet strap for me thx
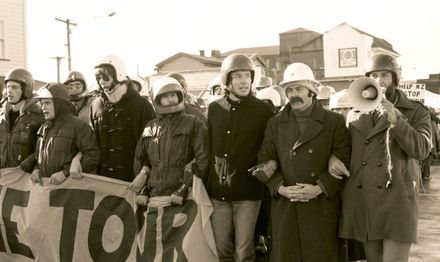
[107,82,120,93]
[104,83,127,104]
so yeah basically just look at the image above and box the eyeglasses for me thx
[67,82,83,91]
[95,73,110,81]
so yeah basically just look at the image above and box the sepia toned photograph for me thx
[0,0,439,261]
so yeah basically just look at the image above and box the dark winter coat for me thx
[90,85,155,182]
[0,101,44,168]
[21,112,100,177]
[259,100,351,262]
[339,89,431,243]
[206,95,273,201]
[133,112,208,197]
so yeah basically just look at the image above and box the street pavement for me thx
[409,164,440,262]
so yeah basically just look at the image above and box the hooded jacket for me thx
[20,99,100,177]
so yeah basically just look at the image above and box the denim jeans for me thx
[210,199,261,262]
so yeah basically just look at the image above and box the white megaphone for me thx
[348,77,383,112]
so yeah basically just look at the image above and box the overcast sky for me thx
[27,0,440,85]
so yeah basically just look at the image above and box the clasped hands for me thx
[278,183,322,202]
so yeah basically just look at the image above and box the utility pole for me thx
[50,56,65,82]
[55,12,115,73]
[55,17,77,71]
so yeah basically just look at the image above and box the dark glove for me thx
[171,184,189,205]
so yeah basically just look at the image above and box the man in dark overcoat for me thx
[257,62,351,262]
[339,54,431,261]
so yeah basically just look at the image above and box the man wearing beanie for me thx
[20,83,100,185]
[256,62,351,261]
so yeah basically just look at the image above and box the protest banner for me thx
[0,167,218,262]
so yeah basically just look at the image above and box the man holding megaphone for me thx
[339,54,432,262]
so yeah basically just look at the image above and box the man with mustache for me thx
[256,62,351,261]
[0,68,44,168]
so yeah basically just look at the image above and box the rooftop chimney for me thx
[199,50,205,57]
[211,49,221,58]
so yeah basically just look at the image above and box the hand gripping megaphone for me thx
[348,77,382,112]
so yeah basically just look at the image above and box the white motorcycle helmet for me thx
[95,55,128,82]
[152,76,185,115]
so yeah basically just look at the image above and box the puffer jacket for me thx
[0,101,44,168]
[133,112,208,197]
[21,113,100,177]
[90,84,155,182]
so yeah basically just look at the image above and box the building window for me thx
[338,48,357,68]
[0,21,5,59]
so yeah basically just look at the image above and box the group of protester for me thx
[0,52,435,262]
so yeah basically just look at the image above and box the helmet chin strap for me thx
[104,82,127,104]
[105,82,119,93]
